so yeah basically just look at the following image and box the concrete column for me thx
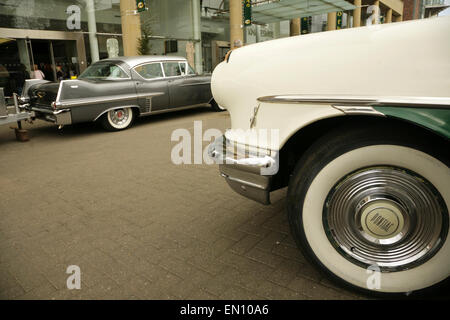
[327,12,336,31]
[192,0,203,74]
[290,18,300,36]
[273,22,280,38]
[395,15,403,22]
[120,0,142,56]
[230,0,244,49]
[373,0,380,24]
[353,0,361,27]
[255,25,261,43]
[85,0,100,62]
[386,8,393,23]
[17,39,31,74]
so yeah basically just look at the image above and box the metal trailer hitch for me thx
[0,88,34,142]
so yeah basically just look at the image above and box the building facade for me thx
[2,0,446,97]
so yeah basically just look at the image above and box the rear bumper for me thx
[31,107,72,125]
[208,135,279,205]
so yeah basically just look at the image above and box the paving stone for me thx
[229,234,262,255]
[0,111,370,300]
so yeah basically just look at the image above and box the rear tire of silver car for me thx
[210,99,226,112]
[100,107,135,131]
[287,123,450,297]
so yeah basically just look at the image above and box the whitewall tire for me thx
[287,123,449,296]
[101,107,135,131]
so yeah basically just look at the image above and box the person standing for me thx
[15,64,30,95]
[56,65,65,81]
[33,64,45,80]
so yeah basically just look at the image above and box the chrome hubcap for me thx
[357,197,407,245]
[109,108,130,126]
[324,166,448,271]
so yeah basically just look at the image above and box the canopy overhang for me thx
[252,0,356,24]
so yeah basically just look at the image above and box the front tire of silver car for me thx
[287,123,449,297]
[100,107,135,131]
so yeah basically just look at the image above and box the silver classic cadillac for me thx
[20,56,224,131]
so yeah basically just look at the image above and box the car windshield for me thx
[79,62,128,80]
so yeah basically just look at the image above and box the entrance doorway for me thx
[0,37,81,95]
[27,39,80,82]
[28,40,54,81]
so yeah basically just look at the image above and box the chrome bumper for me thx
[207,135,279,205]
[31,107,72,125]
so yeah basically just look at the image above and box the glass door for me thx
[28,39,56,82]
[52,40,80,80]
[0,37,82,96]
[0,38,21,96]
[27,39,80,82]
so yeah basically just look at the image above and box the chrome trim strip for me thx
[137,92,165,99]
[141,103,209,116]
[332,105,386,116]
[56,92,163,108]
[56,94,136,108]
[179,82,211,87]
[133,60,187,70]
[32,107,70,115]
[257,95,450,109]
[55,80,64,103]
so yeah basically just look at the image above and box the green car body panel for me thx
[374,107,450,140]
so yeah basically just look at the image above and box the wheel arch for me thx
[270,113,450,192]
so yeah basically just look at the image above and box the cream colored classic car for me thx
[208,17,450,296]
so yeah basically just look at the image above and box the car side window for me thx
[187,63,196,75]
[162,62,182,77]
[179,62,196,76]
[79,62,129,79]
[179,62,186,75]
[134,63,163,79]
[109,65,129,79]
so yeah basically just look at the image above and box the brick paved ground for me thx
[0,108,367,300]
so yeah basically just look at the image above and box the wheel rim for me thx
[108,108,131,128]
[323,165,448,272]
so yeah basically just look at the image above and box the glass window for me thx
[179,62,186,75]
[162,62,182,77]
[134,63,163,79]
[79,61,128,80]
[0,0,122,34]
[187,63,196,75]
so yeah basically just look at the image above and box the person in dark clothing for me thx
[9,64,30,95]
[56,65,65,81]
[16,64,30,95]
